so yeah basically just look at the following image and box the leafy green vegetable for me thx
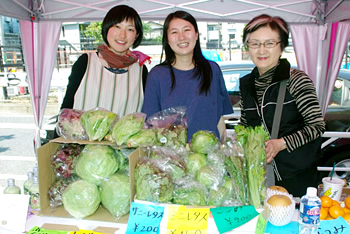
[127,129,157,148]
[208,186,230,206]
[75,145,119,185]
[81,109,117,141]
[191,130,218,154]
[100,172,130,219]
[234,125,268,209]
[134,158,173,203]
[173,176,207,206]
[186,153,207,175]
[111,113,145,146]
[224,155,248,205]
[62,180,101,218]
[196,165,222,189]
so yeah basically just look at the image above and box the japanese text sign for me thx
[126,202,165,234]
[167,205,210,234]
[210,205,259,233]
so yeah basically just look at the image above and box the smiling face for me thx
[106,19,137,56]
[247,26,283,75]
[167,18,198,59]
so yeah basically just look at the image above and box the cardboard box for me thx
[37,137,128,223]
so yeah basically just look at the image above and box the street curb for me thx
[0,104,60,116]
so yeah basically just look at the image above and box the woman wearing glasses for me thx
[239,14,325,197]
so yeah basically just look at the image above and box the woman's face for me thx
[247,26,282,75]
[167,18,198,59]
[107,19,137,56]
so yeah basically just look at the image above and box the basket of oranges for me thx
[320,196,350,224]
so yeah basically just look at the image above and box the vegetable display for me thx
[191,130,218,154]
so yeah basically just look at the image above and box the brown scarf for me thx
[97,44,138,68]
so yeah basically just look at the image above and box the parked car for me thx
[219,61,350,184]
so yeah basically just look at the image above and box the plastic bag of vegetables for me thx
[134,157,173,203]
[56,108,87,140]
[126,129,157,148]
[100,171,130,219]
[190,130,219,154]
[172,175,207,206]
[81,108,118,141]
[75,144,119,185]
[111,112,146,146]
[62,180,101,218]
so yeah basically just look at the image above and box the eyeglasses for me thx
[246,40,281,49]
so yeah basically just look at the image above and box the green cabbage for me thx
[81,109,117,141]
[191,130,218,154]
[62,180,101,218]
[127,129,157,148]
[186,153,207,175]
[173,177,207,206]
[75,145,119,185]
[196,165,221,189]
[100,172,130,219]
[111,113,145,146]
[208,186,231,206]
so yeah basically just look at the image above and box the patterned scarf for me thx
[97,44,138,69]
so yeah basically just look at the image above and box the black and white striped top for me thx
[240,65,326,152]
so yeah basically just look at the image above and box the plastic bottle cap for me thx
[306,187,317,197]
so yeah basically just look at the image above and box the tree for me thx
[84,22,103,44]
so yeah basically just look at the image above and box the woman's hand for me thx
[265,138,287,163]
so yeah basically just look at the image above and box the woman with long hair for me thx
[142,11,232,140]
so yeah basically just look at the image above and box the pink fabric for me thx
[290,25,320,84]
[131,51,152,66]
[20,20,61,148]
[321,22,350,114]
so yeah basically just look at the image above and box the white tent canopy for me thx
[0,0,349,148]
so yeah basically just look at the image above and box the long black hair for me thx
[161,11,212,95]
[101,5,143,49]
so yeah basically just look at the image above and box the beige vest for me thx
[73,52,144,117]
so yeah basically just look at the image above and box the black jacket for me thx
[240,59,322,179]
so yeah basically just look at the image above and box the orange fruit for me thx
[345,196,350,209]
[329,205,345,219]
[344,207,350,214]
[343,213,350,224]
[326,216,334,220]
[320,207,328,220]
[320,196,333,208]
[332,200,341,207]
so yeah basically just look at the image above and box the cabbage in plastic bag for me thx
[191,130,219,154]
[173,175,207,206]
[75,144,119,185]
[127,129,157,148]
[100,172,130,219]
[111,112,145,146]
[81,108,117,141]
[62,180,101,218]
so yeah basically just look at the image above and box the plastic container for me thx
[29,176,40,213]
[299,187,321,234]
[23,171,34,195]
[3,178,21,194]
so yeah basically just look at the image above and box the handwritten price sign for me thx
[318,217,349,234]
[167,205,210,234]
[210,206,259,233]
[126,202,165,234]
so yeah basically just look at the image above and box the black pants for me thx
[275,165,319,198]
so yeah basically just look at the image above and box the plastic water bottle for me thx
[3,178,21,194]
[23,171,34,195]
[299,187,321,234]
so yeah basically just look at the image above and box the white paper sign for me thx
[0,194,30,233]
